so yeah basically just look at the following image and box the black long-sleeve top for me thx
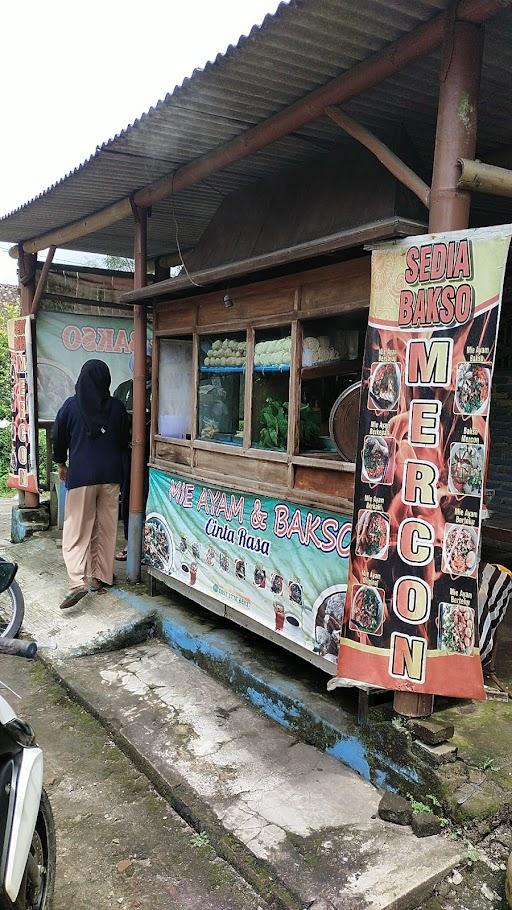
[52,396,130,490]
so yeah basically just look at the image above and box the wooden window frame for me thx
[153,316,361,478]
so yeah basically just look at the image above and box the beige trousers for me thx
[62,484,120,589]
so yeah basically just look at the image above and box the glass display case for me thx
[251,326,292,451]
[198,332,246,445]
[158,337,194,438]
[299,315,363,455]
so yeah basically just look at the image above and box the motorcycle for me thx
[0,562,56,910]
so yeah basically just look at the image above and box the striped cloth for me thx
[478,562,512,665]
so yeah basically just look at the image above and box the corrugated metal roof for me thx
[0,0,511,259]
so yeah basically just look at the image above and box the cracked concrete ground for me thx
[51,640,461,909]
[2,526,463,909]
[0,655,271,910]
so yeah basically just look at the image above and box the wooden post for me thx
[325,106,430,208]
[31,245,56,315]
[394,15,484,719]
[127,207,148,583]
[428,18,483,232]
[18,249,40,509]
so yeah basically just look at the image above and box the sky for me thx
[0,0,283,284]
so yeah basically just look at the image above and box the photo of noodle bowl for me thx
[37,360,75,421]
[143,512,174,574]
[438,603,475,655]
[355,509,390,559]
[442,523,479,577]
[313,586,346,661]
[448,443,484,496]
[361,436,395,485]
[349,585,384,636]
[454,362,490,416]
[368,362,401,412]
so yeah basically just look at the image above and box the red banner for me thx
[337,226,512,699]
[8,316,39,494]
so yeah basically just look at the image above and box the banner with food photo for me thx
[35,311,153,421]
[144,468,352,665]
[337,224,512,699]
[8,316,39,493]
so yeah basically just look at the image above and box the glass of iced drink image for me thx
[274,602,285,631]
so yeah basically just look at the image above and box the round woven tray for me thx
[329,381,361,463]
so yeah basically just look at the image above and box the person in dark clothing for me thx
[113,351,152,560]
[52,360,130,609]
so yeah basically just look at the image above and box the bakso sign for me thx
[144,468,352,666]
[338,225,512,699]
[35,311,152,422]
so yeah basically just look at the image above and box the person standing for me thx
[52,360,130,609]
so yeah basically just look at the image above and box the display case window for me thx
[198,332,246,445]
[299,316,363,456]
[251,326,292,451]
[158,337,194,438]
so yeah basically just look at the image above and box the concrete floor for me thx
[0,656,270,910]
[3,502,511,908]
[0,527,463,910]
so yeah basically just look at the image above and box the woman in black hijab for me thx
[52,360,130,609]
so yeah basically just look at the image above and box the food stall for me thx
[142,256,373,672]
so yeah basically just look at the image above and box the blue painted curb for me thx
[114,586,430,797]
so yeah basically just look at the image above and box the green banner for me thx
[36,311,152,421]
[144,468,352,665]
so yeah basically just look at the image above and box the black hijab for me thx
[75,360,112,438]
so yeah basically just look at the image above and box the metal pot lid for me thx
[329,381,361,463]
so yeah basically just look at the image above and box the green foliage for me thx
[259,398,321,451]
[259,398,289,450]
[0,428,12,497]
[477,756,499,771]
[409,798,431,814]
[0,298,18,422]
[408,793,449,828]
[102,255,134,272]
[190,831,210,848]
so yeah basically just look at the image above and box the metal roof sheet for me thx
[0,0,511,259]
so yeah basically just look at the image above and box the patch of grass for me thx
[477,757,500,772]
[190,831,210,848]
[409,794,450,828]
[465,848,481,864]
[409,798,432,814]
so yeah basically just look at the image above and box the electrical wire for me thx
[170,173,203,288]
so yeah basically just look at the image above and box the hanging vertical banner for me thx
[8,316,39,494]
[337,225,512,699]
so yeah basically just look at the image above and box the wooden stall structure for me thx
[1,0,512,715]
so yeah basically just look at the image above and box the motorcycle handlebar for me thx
[0,638,37,659]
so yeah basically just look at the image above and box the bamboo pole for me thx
[11,197,133,257]
[325,107,430,208]
[457,158,512,197]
